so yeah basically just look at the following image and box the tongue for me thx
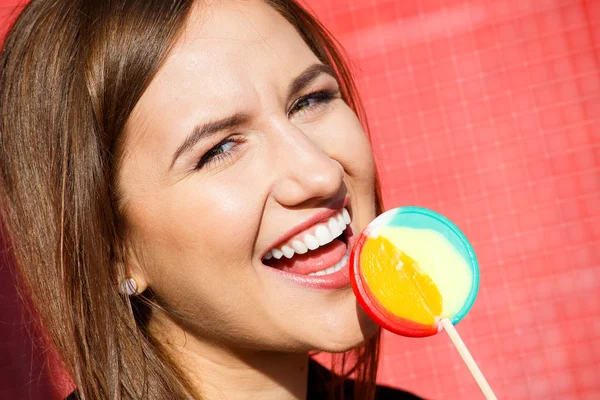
[265,239,348,275]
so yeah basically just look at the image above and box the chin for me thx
[308,306,380,354]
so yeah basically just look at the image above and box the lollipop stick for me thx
[440,318,498,400]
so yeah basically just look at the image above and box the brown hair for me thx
[0,0,383,399]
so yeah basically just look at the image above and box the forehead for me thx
[172,0,311,74]
[130,0,320,125]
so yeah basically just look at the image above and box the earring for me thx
[119,278,139,296]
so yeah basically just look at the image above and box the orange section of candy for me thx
[359,235,443,326]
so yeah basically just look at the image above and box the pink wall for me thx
[305,0,600,398]
[1,0,599,398]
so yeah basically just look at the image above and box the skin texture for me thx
[118,1,378,398]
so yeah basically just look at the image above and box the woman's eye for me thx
[196,138,239,170]
[289,88,340,118]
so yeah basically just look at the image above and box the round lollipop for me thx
[350,206,497,399]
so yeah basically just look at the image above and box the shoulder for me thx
[308,359,424,400]
[374,383,423,399]
[66,362,425,400]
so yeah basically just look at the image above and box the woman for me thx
[0,0,422,399]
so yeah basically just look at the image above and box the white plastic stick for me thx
[440,318,498,400]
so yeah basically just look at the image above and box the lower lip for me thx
[263,232,357,290]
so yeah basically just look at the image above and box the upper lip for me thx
[262,196,351,259]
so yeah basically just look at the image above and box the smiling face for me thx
[118,0,379,353]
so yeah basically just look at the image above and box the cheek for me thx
[320,106,376,185]
[317,105,377,229]
[123,176,271,337]
[125,173,264,285]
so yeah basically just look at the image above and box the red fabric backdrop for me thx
[1,0,599,399]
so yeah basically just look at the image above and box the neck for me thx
[191,346,308,400]
[157,327,310,399]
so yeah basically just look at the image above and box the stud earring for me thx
[119,278,139,296]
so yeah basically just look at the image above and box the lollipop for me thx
[350,206,497,399]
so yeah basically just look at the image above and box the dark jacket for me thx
[66,360,424,399]
[307,359,423,399]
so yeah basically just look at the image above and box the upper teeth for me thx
[264,208,351,261]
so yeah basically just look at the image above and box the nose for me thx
[269,120,344,208]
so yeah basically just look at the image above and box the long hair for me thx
[0,1,384,399]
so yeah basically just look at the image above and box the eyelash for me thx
[195,137,242,170]
[196,88,340,170]
[288,88,340,118]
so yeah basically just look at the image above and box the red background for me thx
[1,0,599,399]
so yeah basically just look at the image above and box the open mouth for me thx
[262,207,352,277]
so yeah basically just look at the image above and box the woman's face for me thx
[119,0,378,353]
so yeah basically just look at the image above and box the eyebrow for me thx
[170,63,336,169]
[287,63,336,103]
